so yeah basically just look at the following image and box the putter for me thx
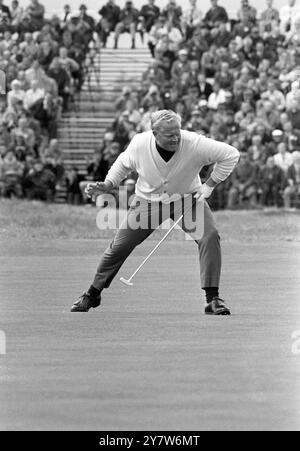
[120,197,199,286]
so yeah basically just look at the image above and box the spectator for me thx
[47,57,71,111]
[59,4,72,26]
[180,0,203,40]
[139,0,160,37]
[0,0,11,31]
[10,116,36,157]
[283,150,300,207]
[207,81,227,110]
[227,151,258,208]
[161,0,182,29]
[273,141,294,173]
[279,0,300,34]
[114,1,139,49]
[259,156,285,206]
[236,0,257,30]
[196,72,213,100]
[7,79,25,109]
[23,79,45,110]
[260,79,286,111]
[97,0,121,48]
[24,0,45,32]
[203,0,228,28]
[259,0,279,35]
[24,159,56,201]
[0,150,23,198]
[72,4,95,50]
[66,167,84,204]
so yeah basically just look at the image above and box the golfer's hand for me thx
[85,181,113,200]
[194,183,214,202]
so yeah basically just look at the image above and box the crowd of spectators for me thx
[0,0,94,201]
[93,0,300,210]
[1,0,300,209]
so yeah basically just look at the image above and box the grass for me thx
[0,198,299,242]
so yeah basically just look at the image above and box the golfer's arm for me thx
[204,140,240,185]
[104,150,135,189]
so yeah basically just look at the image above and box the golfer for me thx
[71,110,239,314]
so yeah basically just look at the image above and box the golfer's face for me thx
[154,119,181,152]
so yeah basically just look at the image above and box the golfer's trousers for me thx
[92,195,221,290]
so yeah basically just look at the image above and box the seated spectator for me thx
[65,167,84,205]
[42,152,65,188]
[155,21,183,54]
[19,32,39,59]
[227,151,259,208]
[139,0,160,38]
[171,48,190,87]
[23,79,45,111]
[0,150,24,198]
[207,81,228,110]
[259,156,285,207]
[141,85,164,111]
[7,79,25,109]
[24,159,56,201]
[214,61,234,90]
[273,141,294,173]
[248,134,268,164]
[24,0,45,32]
[259,0,279,35]
[114,1,139,49]
[97,0,120,48]
[161,0,182,29]
[203,0,228,28]
[283,150,300,208]
[196,72,213,100]
[201,44,218,77]
[10,116,36,157]
[180,0,203,40]
[29,92,60,139]
[260,79,286,111]
[147,14,167,56]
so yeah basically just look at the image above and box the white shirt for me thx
[274,152,294,172]
[105,130,239,201]
[279,4,300,33]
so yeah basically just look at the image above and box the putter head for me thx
[120,277,133,286]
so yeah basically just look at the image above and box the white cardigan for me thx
[105,130,240,201]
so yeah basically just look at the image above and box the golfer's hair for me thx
[150,110,181,132]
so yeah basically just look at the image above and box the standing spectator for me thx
[0,0,11,29]
[259,0,279,35]
[97,0,121,48]
[60,4,72,26]
[203,0,228,28]
[237,0,257,30]
[10,0,23,31]
[180,0,203,40]
[24,0,45,32]
[259,156,285,206]
[283,151,300,208]
[114,1,139,49]
[47,57,71,112]
[279,0,300,34]
[73,4,95,49]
